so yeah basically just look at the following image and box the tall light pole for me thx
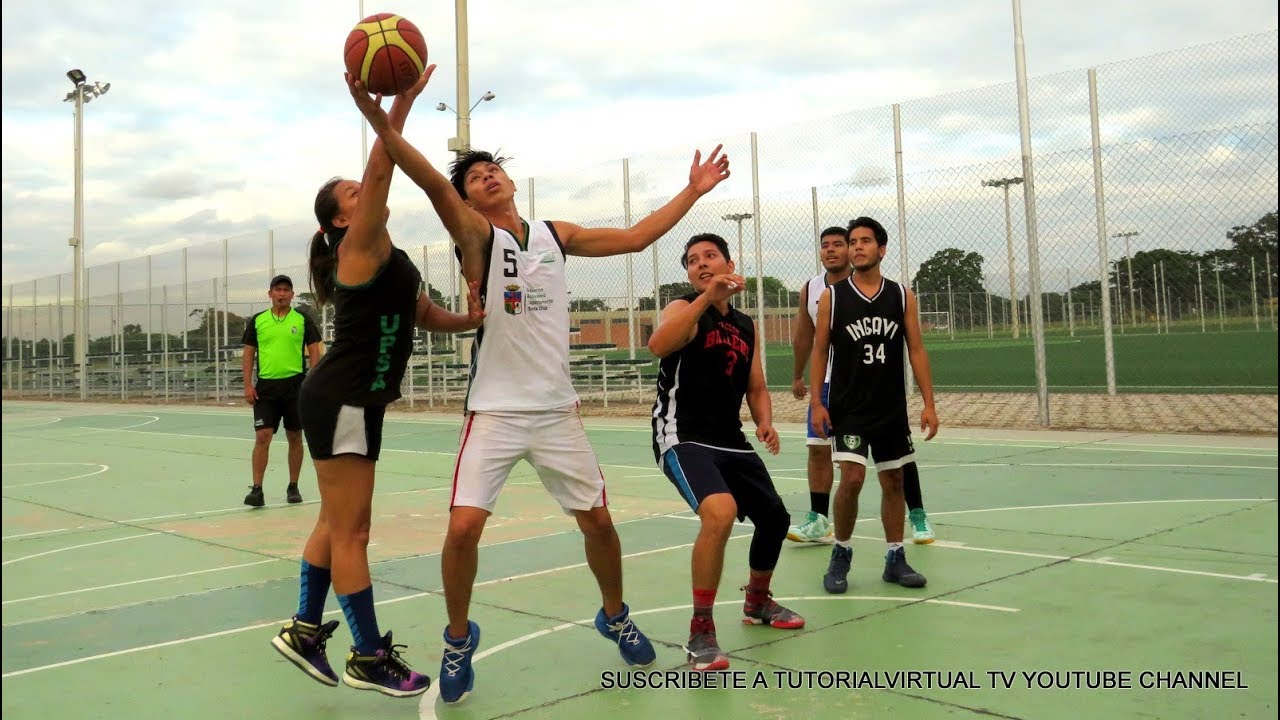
[63,68,110,400]
[444,0,482,155]
[1113,230,1139,326]
[438,91,496,155]
[982,176,1023,338]
[359,0,367,168]
[722,213,753,268]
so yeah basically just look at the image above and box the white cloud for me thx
[2,0,1277,291]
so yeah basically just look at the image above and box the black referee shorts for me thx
[659,443,783,522]
[252,376,303,433]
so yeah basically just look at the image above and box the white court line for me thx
[1009,461,1276,471]
[2,463,110,489]
[924,497,1275,517]
[417,595,1019,718]
[0,525,705,678]
[6,402,1277,452]
[0,497,1269,677]
[892,537,1277,584]
[2,525,109,541]
[9,413,1273,459]
[2,416,63,429]
[72,415,161,434]
[2,533,162,566]
[2,559,280,605]
[57,426,458,457]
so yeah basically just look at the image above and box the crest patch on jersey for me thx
[503,284,523,315]
[842,434,861,450]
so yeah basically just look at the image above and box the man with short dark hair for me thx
[809,217,938,591]
[650,233,804,672]
[242,274,323,507]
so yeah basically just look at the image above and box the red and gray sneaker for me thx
[342,631,432,698]
[742,590,806,629]
[685,616,730,672]
[271,617,341,686]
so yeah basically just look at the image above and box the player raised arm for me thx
[903,289,938,440]
[346,69,491,259]
[647,273,745,358]
[339,72,420,267]
[791,282,814,399]
[416,279,486,333]
[555,146,730,258]
[808,287,833,439]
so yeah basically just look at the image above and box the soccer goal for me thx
[919,311,950,333]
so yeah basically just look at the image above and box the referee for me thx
[242,274,323,507]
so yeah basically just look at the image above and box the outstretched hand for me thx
[345,72,388,129]
[346,65,436,132]
[688,144,730,195]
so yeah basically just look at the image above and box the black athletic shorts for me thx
[659,442,783,522]
[830,423,915,471]
[299,387,387,461]
[252,376,303,433]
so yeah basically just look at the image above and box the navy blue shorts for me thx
[805,382,831,446]
[660,443,782,522]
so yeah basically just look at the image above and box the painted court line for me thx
[2,559,280,605]
[2,532,162,566]
[2,463,111,488]
[908,538,1278,584]
[0,526,709,678]
[8,412,1273,460]
[2,416,63,428]
[417,595,1019,718]
[73,415,160,433]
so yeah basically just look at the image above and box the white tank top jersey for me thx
[466,220,579,412]
[805,274,833,383]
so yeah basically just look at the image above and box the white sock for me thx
[887,542,904,553]
[835,538,853,550]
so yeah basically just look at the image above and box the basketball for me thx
[344,13,428,96]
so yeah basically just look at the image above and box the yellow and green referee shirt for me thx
[241,308,322,379]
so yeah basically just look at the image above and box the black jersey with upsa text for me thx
[652,293,755,460]
[827,276,909,433]
[303,247,421,406]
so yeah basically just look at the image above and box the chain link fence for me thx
[4,32,1276,433]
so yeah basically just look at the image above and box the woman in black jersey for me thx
[269,65,484,699]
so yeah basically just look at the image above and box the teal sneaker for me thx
[909,508,935,544]
[786,511,834,543]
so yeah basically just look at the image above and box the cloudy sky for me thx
[2,0,1277,294]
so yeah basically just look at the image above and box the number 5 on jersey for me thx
[863,343,886,364]
[503,248,517,278]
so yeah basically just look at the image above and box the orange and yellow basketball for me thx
[344,13,427,96]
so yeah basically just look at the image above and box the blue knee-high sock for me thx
[297,559,331,625]
[337,586,381,655]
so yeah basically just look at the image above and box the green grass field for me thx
[757,327,1278,393]
[587,321,1276,394]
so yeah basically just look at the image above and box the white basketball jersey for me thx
[466,220,579,412]
[805,274,833,383]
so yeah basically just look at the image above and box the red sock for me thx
[692,588,716,634]
[693,588,716,616]
[745,573,772,607]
